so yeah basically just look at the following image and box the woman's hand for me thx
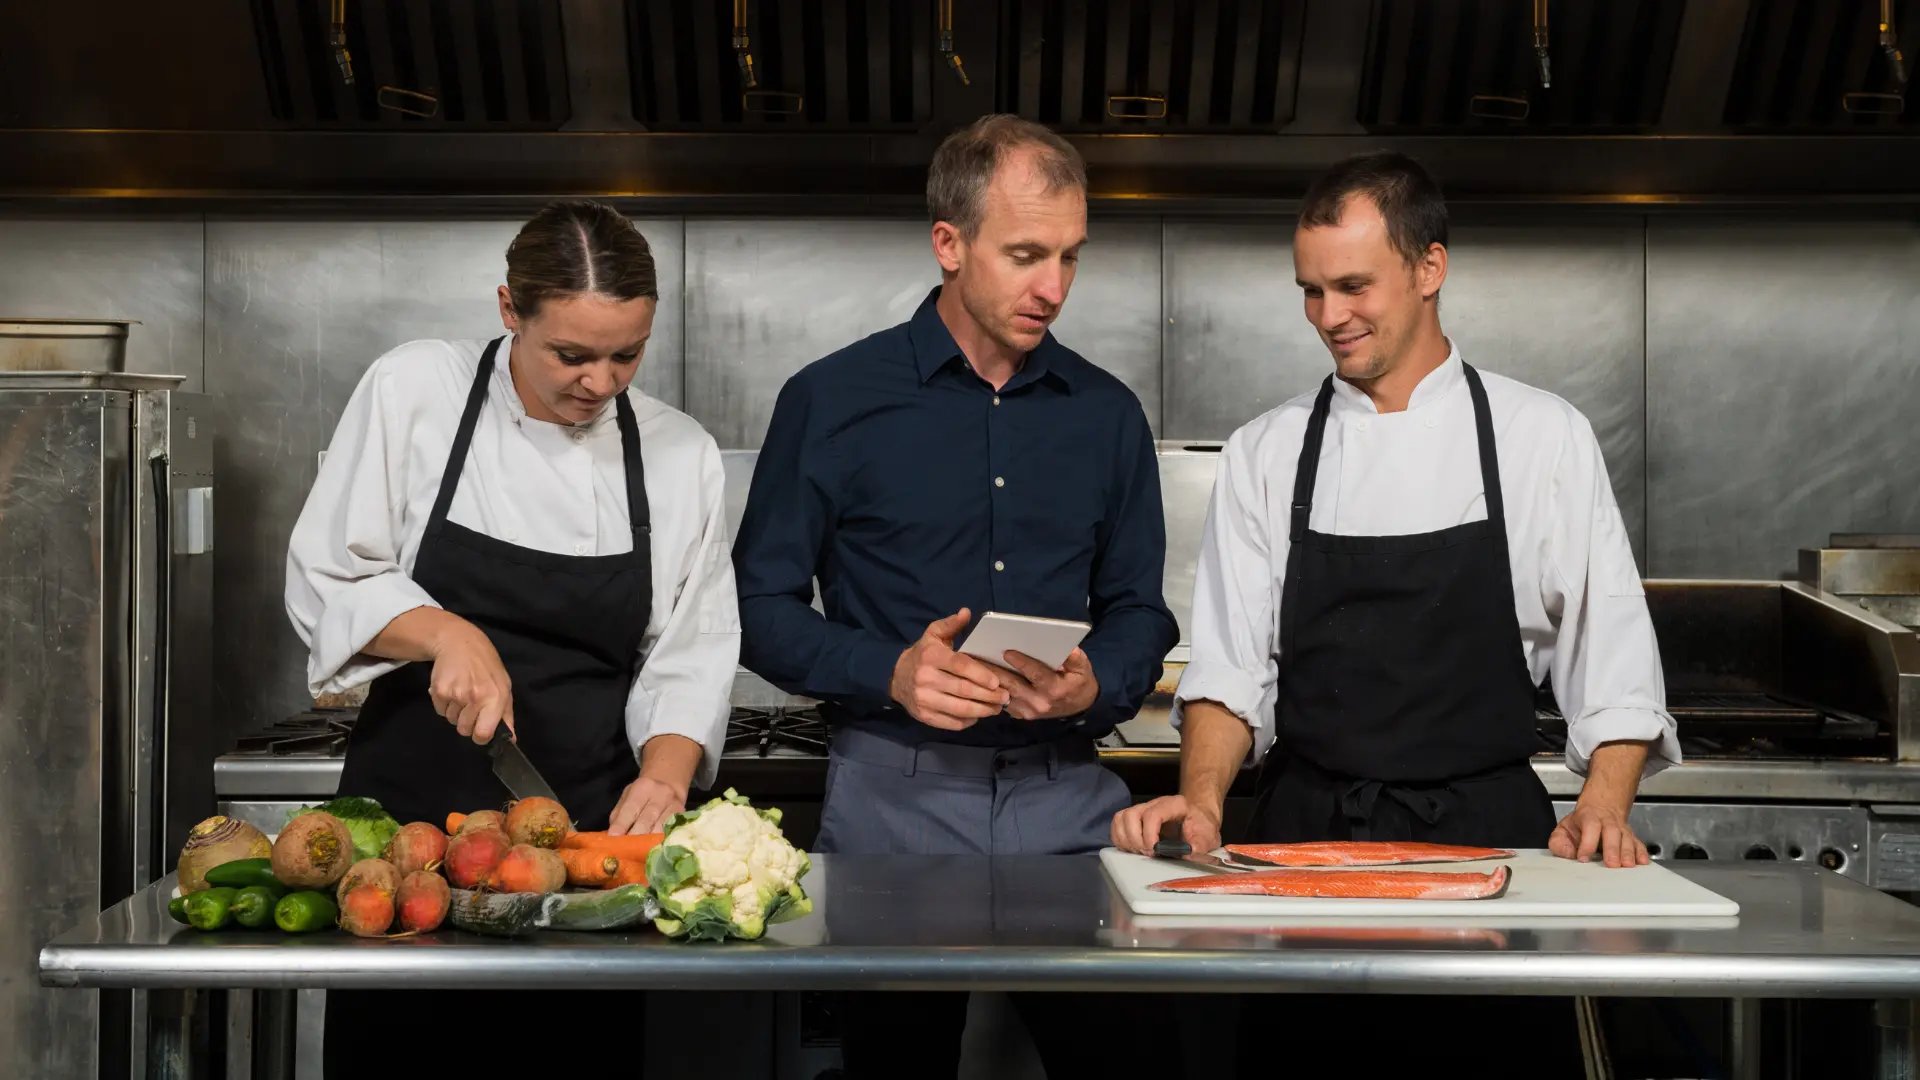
[369,607,516,745]
[609,734,704,835]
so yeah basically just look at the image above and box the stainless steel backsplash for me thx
[2,211,1917,741]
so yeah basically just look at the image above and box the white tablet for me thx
[956,611,1091,672]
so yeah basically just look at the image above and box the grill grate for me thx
[250,0,572,128]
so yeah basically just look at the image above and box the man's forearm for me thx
[1178,700,1254,819]
[1576,739,1651,812]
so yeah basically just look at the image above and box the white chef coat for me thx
[285,337,741,789]
[1173,344,1680,779]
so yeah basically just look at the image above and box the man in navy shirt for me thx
[733,114,1179,1077]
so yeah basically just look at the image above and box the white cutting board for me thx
[1100,848,1739,919]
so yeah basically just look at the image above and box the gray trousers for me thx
[815,726,1130,855]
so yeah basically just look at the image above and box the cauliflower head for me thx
[645,789,813,942]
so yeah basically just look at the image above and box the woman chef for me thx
[285,201,738,1075]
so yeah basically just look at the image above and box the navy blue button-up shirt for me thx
[733,287,1179,748]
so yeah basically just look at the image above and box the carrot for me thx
[557,832,665,862]
[446,812,467,834]
[561,850,620,888]
[604,858,648,889]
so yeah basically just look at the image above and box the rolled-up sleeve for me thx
[625,437,740,792]
[1544,414,1681,779]
[285,365,441,696]
[1172,427,1280,759]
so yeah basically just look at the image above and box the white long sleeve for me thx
[1172,345,1680,779]
[285,338,739,779]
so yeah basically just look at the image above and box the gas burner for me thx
[725,706,829,758]
[234,708,358,757]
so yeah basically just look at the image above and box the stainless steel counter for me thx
[39,856,1920,999]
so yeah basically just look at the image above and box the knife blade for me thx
[1150,838,1254,874]
[487,735,559,802]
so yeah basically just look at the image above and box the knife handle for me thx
[1153,839,1193,859]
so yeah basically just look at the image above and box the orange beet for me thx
[442,827,512,889]
[337,858,400,900]
[457,810,507,835]
[339,885,395,937]
[486,844,566,894]
[395,871,451,933]
[385,822,448,875]
[506,797,573,849]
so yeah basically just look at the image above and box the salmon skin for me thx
[1225,841,1514,868]
[1148,864,1511,901]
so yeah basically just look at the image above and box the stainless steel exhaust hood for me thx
[0,0,1916,208]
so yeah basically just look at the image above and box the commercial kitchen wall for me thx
[1,211,1916,739]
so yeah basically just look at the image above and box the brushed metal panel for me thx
[686,219,936,449]
[0,218,206,391]
[203,218,686,737]
[1157,444,1223,651]
[0,391,108,1078]
[1647,219,1920,579]
[1164,218,1648,562]
[687,218,1161,448]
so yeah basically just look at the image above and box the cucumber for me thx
[445,888,548,938]
[204,857,281,890]
[541,885,659,932]
[273,891,339,934]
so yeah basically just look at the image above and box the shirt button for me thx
[574,542,589,555]
[994,477,1005,488]
[1356,418,1372,432]
[994,560,1005,572]
[1424,416,1438,429]
[992,396,1001,406]
[572,430,588,443]
[504,529,517,541]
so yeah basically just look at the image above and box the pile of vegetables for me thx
[168,790,812,942]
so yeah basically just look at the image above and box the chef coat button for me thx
[994,476,1005,488]
[574,542,588,555]
[994,560,1005,572]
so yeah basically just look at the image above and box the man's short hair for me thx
[927,114,1087,239]
[1297,151,1449,266]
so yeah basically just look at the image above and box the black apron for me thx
[1234,364,1579,1080]
[325,336,652,1078]
[335,334,651,832]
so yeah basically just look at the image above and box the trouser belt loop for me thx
[902,744,919,778]
[1046,743,1061,780]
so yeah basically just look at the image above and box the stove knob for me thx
[1819,848,1847,872]
[1673,843,1709,860]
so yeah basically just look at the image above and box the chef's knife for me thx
[1150,836,1254,874]
[487,734,559,802]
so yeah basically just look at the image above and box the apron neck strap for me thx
[429,336,505,530]
[1461,363,1506,532]
[1290,376,1337,543]
[613,391,650,542]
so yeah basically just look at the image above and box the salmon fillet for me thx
[1225,841,1514,867]
[1148,864,1511,901]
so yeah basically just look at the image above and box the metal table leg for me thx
[252,990,299,1080]
[144,989,195,1080]
[1876,999,1920,1080]
[1730,998,1764,1080]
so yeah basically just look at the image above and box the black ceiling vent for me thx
[999,0,1307,131]
[627,0,933,128]
[1723,0,1917,129]
[250,0,571,128]
[1358,0,1684,132]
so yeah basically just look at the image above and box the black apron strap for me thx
[428,335,505,532]
[612,391,652,562]
[1462,363,1507,534]
[1278,376,1337,670]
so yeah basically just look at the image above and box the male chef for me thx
[733,114,1179,1078]
[1111,151,1680,1076]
